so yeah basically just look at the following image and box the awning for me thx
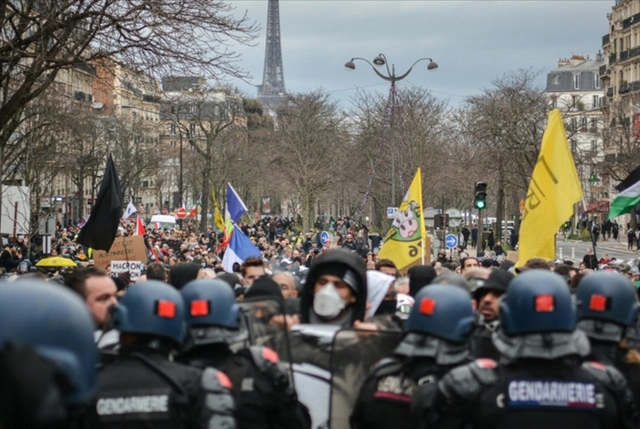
[585,200,610,213]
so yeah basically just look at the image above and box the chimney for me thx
[569,54,586,67]
[596,50,603,62]
[558,57,570,67]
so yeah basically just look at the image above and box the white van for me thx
[149,214,177,230]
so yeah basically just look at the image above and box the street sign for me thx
[176,207,187,219]
[387,207,398,219]
[322,231,338,247]
[445,208,462,227]
[445,234,458,249]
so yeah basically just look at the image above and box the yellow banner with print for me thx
[516,109,582,267]
[379,168,428,271]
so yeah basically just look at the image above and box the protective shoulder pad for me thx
[582,361,629,391]
[371,357,403,378]
[248,346,289,390]
[249,345,279,369]
[200,367,235,424]
[438,359,498,401]
[201,367,234,392]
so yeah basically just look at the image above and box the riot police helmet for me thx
[112,280,185,344]
[405,284,475,343]
[0,280,97,404]
[500,269,576,336]
[576,271,639,342]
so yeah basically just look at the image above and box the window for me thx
[572,95,578,107]
[591,140,597,152]
[570,118,578,130]
[574,74,581,90]
[553,75,560,85]
[591,118,598,131]
[580,117,587,131]
[593,95,600,109]
[170,123,176,135]
[594,74,601,89]
[551,97,557,109]
[571,139,577,152]
[142,181,149,188]
[170,141,177,147]
[189,123,196,137]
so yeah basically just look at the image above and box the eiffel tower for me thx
[258,0,287,107]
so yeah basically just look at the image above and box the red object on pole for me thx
[176,207,187,219]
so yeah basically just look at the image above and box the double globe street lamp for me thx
[344,53,438,207]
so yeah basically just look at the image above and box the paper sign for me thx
[93,235,147,269]
[110,260,142,282]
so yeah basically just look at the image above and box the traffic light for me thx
[474,181,487,210]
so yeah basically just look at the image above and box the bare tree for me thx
[460,69,548,233]
[0,0,259,221]
[273,90,349,231]
[164,88,246,231]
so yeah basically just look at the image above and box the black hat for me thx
[244,275,284,309]
[408,265,437,297]
[473,269,513,300]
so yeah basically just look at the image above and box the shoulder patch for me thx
[588,361,607,371]
[216,371,233,389]
[475,358,497,369]
[262,347,279,364]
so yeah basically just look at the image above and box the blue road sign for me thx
[445,234,458,249]
[320,231,330,246]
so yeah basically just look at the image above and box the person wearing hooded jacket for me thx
[423,270,638,429]
[299,248,368,328]
[351,282,475,429]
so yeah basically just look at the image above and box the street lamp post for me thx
[345,54,438,206]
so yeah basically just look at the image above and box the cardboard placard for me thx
[93,236,147,269]
[110,260,142,282]
[506,250,519,263]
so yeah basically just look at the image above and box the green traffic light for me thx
[475,200,486,209]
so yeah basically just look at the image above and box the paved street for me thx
[555,237,639,265]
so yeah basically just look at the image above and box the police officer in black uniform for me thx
[424,270,638,429]
[82,280,235,429]
[0,280,98,429]
[179,278,309,429]
[576,271,640,410]
[350,283,475,429]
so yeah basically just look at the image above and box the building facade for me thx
[546,54,607,216]
[601,0,640,224]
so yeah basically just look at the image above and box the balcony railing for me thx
[603,34,611,45]
[607,87,614,97]
[621,50,630,61]
[610,55,618,64]
[620,82,630,94]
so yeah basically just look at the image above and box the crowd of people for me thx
[3,214,640,428]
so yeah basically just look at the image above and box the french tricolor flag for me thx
[222,224,261,272]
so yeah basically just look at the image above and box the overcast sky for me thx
[227,1,613,108]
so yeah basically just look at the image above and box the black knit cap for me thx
[472,269,514,300]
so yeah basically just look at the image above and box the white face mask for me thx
[313,282,346,319]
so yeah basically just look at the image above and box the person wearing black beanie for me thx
[407,265,437,297]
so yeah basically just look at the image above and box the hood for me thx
[300,249,367,325]
[366,270,395,318]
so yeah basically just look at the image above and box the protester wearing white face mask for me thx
[300,248,368,328]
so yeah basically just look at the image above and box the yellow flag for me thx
[212,189,225,232]
[516,109,583,267]
[378,168,428,271]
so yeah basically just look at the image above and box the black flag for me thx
[77,155,122,251]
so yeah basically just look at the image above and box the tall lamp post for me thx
[344,54,437,207]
